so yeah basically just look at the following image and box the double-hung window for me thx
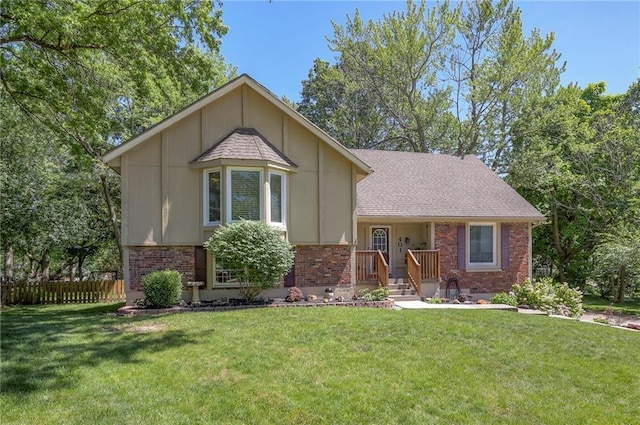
[228,168,263,222]
[269,171,285,225]
[205,169,221,225]
[468,223,497,267]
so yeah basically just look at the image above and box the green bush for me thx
[511,277,583,317]
[359,287,390,301]
[142,270,183,308]
[204,220,294,302]
[490,292,517,306]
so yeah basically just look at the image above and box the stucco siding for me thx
[322,145,354,245]
[288,171,319,244]
[201,87,242,152]
[127,165,162,244]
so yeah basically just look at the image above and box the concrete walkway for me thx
[393,301,517,311]
[393,300,640,331]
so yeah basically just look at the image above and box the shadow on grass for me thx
[1,303,195,395]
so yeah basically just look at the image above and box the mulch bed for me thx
[117,298,395,315]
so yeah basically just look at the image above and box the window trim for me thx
[268,170,286,227]
[226,166,264,223]
[467,222,499,269]
[203,168,222,226]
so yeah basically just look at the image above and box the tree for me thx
[299,0,561,162]
[204,221,294,302]
[450,0,562,171]
[592,226,640,303]
[508,81,640,288]
[298,58,388,148]
[1,1,234,271]
[325,0,459,152]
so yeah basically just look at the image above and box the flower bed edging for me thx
[117,298,395,315]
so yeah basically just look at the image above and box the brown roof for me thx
[191,127,296,167]
[351,149,544,220]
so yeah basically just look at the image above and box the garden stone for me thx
[285,286,304,302]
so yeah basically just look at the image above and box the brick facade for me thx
[435,222,530,294]
[294,245,353,287]
[128,246,195,291]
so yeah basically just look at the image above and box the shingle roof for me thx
[191,127,296,167]
[351,149,544,220]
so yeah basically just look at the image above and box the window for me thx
[469,223,496,266]
[203,167,287,228]
[229,168,262,221]
[269,171,285,224]
[205,169,221,225]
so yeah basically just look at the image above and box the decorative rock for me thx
[309,294,317,301]
[627,322,640,331]
[477,299,490,304]
[285,286,304,302]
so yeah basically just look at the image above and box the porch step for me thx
[389,294,422,302]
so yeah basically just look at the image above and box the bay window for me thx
[204,166,287,228]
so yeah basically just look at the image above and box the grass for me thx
[1,303,639,424]
[582,295,640,316]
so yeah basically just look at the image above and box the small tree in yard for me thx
[204,220,294,302]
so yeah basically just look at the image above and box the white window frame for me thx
[467,222,498,269]
[268,170,286,227]
[203,168,222,226]
[226,167,264,223]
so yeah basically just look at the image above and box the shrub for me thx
[359,287,390,301]
[511,277,583,317]
[428,297,443,304]
[204,220,294,302]
[490,292,517,306]
[142,270,183,308]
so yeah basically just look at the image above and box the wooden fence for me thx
[1,280,125,305]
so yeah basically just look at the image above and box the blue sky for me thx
[220,1,640,101]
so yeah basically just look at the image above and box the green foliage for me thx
[428,297,444,304]
[490,292,517,306]
[204,221,294,301]
[301,0,561,161]
[359,287,390,301]
[142,270,183,308]
[511,277,584,317]
[1,1,235,277]
[592,225,640,302]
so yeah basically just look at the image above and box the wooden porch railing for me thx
[355,250,388,287]
[406,250,422,298]
[410,250,441,280]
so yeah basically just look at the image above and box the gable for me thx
[103,74,370,176]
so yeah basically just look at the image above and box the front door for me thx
[371,227,390,266]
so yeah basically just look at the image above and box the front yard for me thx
[1,303,638,424]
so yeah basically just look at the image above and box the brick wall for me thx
[129,246,195,291]
[294,245,352,287]
[435,222,530,294]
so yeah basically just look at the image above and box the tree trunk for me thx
[616,264,626,304]
[40,251,50,281]
[78,254,86,281]
[551,204,566,284]
[99,171,123,271]
[3,246,13,280]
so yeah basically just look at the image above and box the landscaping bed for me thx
[117,297,395,315]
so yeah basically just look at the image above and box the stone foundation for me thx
[435,222,530,294]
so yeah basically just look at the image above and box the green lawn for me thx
[1,304,638,424]
[582,295,640,316]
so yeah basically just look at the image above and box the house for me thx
[103,74,544,304]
